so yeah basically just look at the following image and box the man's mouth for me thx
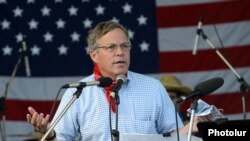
[113,60,126,64]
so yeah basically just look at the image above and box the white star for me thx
[31,45,41,56]
[41,6,51,16]
[13,7,23,17]
[122,3,132,14]
[70,31,80,42]
[2,45,13,56]
[1,19,11,30]
[55,0,62,3]
[127,29,135,39]
[137,15,147,25]
[15,33,25,42]
[85,46,89,54]
[55,18,66,29]
[0,0,7,4]
[68,5,78,16]
[27,0,35,4]
[95,5,105,15]
[28,19,38,30]
[58,44,68,55]
[43,31,53,42]
[111,17,119,23]
[82,0,89,3]
[82,18,92,29]
[139,41,149,52]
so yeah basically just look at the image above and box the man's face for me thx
[90,28,130,80]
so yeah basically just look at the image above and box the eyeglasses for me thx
[97,43,131,53]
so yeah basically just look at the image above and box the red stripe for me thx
[3,100,59,121]
[157,0,250,28]
[4,91,250,121]
[159,45,250,72]
[181,91,250,115]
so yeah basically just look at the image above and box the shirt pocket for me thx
[134,118,157,134]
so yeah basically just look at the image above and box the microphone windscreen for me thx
[195,77,224,96]
[117,75,127,83]
[99,77,112,87]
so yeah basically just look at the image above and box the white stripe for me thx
[0,76,83,100]
[6,121,35,141]
[1,67,249,100]
[158,21,250,52]
[156,0,232,7]
[148,67,250,94]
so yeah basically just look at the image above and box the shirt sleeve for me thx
[155,80,184,133]
[52,88,80,140]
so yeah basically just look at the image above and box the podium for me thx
[121,132,202,141]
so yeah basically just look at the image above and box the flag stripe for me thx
[6,91,250,121]
[158,21,250,52]
[156,0,228,7]
[6,100,59,121]
[181,91,250,115]
[2,67,249,100]
[160,45,250,72]
[151,67,250,94]
[6,121,34,136]
[157,0,250,28]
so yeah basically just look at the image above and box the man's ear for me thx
[89,50,97,63]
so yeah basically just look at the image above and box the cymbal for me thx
[8,131,42,139]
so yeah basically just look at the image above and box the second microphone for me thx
[62,77,112,88]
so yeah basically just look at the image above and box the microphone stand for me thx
[0,49,24,141]
[111,91,120,141]
[40,87,83,141]
[199,29,250,120]
[187,98,198,141]
[173,100,180,141]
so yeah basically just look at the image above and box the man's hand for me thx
[26,106,50,134]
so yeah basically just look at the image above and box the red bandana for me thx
[93,64,116,113]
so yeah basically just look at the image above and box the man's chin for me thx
[114,70,128,76]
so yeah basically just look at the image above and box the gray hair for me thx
[87,21,130,52]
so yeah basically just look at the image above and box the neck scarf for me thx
[93,64,116,113]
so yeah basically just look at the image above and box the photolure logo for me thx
[208,129,247,137]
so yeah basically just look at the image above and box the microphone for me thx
[192,16,203,55]
[21,41,31,76]
[110,75,127,98]
[61,77,112,88]
[176,77,224,103]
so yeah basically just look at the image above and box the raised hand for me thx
[26,106,50,134]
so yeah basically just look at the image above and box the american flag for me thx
[0,0,250,140]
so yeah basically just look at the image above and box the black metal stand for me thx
[198,29,250,120]
[111,91,120,141]
[0,49,24,141]
[239,77,249,119]
[173,101,180,141]
[40,87,83,141]
[187,98,198,141]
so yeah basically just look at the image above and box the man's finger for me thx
[28,107,37,115]
[42,114,50,125]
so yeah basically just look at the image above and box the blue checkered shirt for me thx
[52,71,183,141]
